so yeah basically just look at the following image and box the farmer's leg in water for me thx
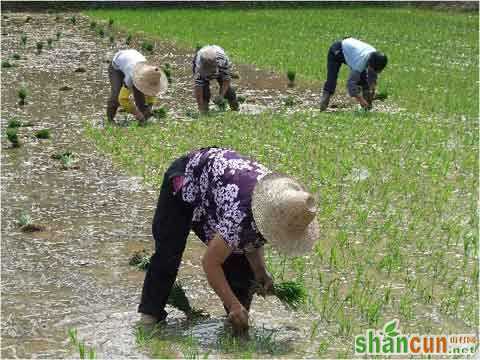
[107,64,124,122]
[139,156,193,323]
[320,41,344,111]
[219,79,239,111]
[194,82,210,114]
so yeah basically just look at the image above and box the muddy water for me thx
[0,12,328,359]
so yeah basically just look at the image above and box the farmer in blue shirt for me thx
[320,37,388,111]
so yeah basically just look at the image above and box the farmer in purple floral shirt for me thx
[139,147,319,333]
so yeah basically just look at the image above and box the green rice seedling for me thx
[35,129,51,139]
[152,106,167,119]
[374,90,388,101]
[214,96,227,111]
[162,66,172,83]
[5,128,20,147]
[47,38,53,49]
[284,96,295,107]
[109,35,114,44]
[25,16,32,23]
[89,20,96,30]
[18,212,32,227]
[20,34,27,46]
[287,69,296,87]
[129,249,150,270]
[56,31,61,40]
[141,41,154,53]
[237,95,246,104]
[69,16,76,25]
[268,280,307,309]
[12,53,21,60]
[97,28,105,38]
[18,87,27,106]
[60,153,76,169]
[55,15,60,22]
[51,150,73,160]
[125,33,132,45]
[2,60,12,68]
[7,119,22,128]
[36,41,43,54]
[68,328,96,360]
[108,18,114,26]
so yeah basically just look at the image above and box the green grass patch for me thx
[85,5,478,116]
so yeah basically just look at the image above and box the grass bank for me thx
[86,109,478,356]
[85,5,478,116]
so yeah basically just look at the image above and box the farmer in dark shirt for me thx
[139,147,320,333]
[107,49,168,125]
[320,37,388,111]
[193,45,239,114]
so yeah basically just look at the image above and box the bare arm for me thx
[194,86,208,113]
[245,247,273,296]
[202,234,249,332]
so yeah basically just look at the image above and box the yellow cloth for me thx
[118,86,157,114]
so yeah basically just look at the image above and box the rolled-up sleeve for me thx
[347,70,362,97]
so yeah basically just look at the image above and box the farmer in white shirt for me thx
[320,37,388,111]
[192,45,239,114]
[107,49,168,125]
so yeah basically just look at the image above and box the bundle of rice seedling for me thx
[129,250,150,270]
[272,281,307,309]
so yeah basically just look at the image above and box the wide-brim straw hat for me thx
[252,173,320,256]
[132,62,168,97]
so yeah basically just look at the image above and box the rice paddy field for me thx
[1,3,478,359]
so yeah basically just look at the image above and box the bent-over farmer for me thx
[320,37,388,111]
[139,147,319,333]
[193,45,239,114]
[107,49,168,125]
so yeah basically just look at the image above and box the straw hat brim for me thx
[251,173,320,256]
[132,62,168,97]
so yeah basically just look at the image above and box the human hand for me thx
[254,270,274,297]
[228,303,249,334]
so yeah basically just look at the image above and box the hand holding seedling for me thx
[228,303,249,335]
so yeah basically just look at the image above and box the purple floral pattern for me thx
[182,148,271,251]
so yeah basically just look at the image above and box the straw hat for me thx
[132,62,168,97]
[199,47,218,77]
[252,174,320,256]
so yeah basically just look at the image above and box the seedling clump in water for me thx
[47,38,53,49]
[287,69,296,87]
[7,119,22,128]
[152,106,167,119]
[35,129,51,139]
[109,35,115,44]
[89,20,96,30]
[125,33,132,45]
[97,28,105,38]
[18,87,27,106]
[18,212,45,232]
[141,41,154,53]
[108,18,114,27]
[21,34,27,47]
[6,128,20,147]
[36,41,43,54]
[237,95,246,104]
[12,53,21,60]
[70,16,76,25]
[56,31,62,41]
[2,60,13,68]
[284,95,295,107]
[129,249,151,270]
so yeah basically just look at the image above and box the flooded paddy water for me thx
[1,11,475,360]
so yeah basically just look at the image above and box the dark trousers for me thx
[107,64,123,122]
[138,156,254,320]
[323,41,368,95]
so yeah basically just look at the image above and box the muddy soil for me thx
[1,12,401,359]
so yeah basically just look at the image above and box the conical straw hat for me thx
[133,62,168,96]
[252,173,319,256]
